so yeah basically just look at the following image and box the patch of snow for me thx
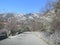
[29,16,34,19]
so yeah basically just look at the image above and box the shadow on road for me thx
[0,36,7,41]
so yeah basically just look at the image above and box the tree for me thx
[0,17,4,29]
[0,22,4,29]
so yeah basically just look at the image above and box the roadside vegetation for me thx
[0,0,60,45]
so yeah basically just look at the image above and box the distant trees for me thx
[0,17,4,29]
[0,22,4,29]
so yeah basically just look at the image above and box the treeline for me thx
[0,0,60,36]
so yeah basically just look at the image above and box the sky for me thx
[0,0,47,14]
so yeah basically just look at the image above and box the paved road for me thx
[0,32,48,45]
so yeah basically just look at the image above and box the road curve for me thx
[0,32,48,45]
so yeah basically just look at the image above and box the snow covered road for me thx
[0,32,48,45]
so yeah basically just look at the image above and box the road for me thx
[0,32,48,45]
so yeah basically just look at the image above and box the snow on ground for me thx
[0,32,48,45]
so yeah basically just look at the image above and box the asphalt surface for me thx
[0,32,48,45]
